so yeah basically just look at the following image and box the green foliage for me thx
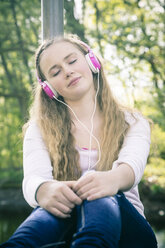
[0,97,22,168]
[150,124,165,159]
[0,0,41,179]
[144,122,165,193]
[142,157,165,193]
[137,103,165,192]
[0,168,23,188]
[84,0,165,115]
[146,157,165,184]
[64,0,86,40]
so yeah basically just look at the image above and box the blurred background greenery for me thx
[0,0,165,246]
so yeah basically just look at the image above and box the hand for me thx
[36,180,82,218]
[73,170,120,201]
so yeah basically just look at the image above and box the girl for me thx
[0,35,157,248]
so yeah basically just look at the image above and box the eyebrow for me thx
[48,52,77,75]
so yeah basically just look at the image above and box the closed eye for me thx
[69,59,77,64]
[52,59,77,77]
[53,70,60,77]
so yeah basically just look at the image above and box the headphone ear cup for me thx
[85,52,101,73]
[41,81,59,99]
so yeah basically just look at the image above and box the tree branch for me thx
[10,0,33,85]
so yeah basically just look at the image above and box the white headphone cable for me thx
[88,69,100,170]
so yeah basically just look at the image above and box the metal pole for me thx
[41,0,64,41]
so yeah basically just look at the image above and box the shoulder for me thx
[23,121,48,152]
[24,121,42,140]
[124,111,151,136]
[125,111,150,126]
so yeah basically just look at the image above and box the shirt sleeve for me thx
[112,112,151,188]
[22,122,54,208]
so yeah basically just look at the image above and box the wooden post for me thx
[41,0,64,41]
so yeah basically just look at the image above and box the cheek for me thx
[79,61,93,79]
[51,79,63,93]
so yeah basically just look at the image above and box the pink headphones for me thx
[81,41,101,74]
[37,41,101,99]
[37,76,59,99]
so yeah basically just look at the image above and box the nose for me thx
[63,65,74,78]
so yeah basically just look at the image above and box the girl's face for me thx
[40,41,94,102]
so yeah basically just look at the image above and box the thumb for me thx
[64,180,76,189]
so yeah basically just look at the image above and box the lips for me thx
[68,76,81,87]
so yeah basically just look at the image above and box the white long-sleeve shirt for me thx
[22,112,151,217]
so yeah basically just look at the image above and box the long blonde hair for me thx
[25,35,131,180]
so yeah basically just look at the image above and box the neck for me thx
[66,90,99,123]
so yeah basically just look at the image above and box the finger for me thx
[87,191,105,201]
[64,181,76,189]
[80,188,103,201]
[55,201,73,215]
[86,187,117,201]
[74,173,95,192]
[57,194,75,209]
[76,182,94,197]
[48,207,71,218]
[62,185,82,205]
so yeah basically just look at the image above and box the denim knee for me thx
[71,196,121,248]
[86,197,120,234]
[0,207,76,248]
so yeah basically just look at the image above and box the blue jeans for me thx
[0,192,157,248]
